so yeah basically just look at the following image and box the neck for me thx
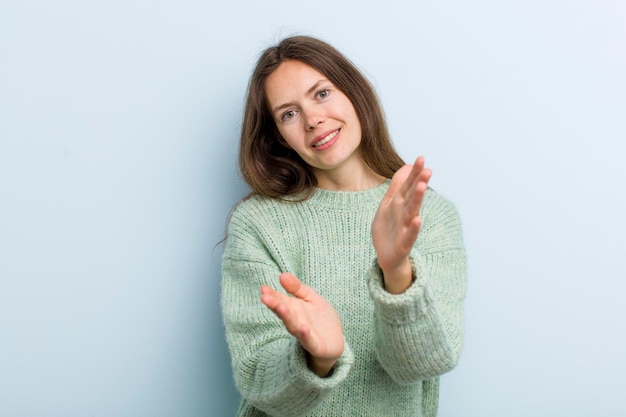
[313,160,386,192]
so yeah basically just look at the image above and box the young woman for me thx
[221,35,467,417]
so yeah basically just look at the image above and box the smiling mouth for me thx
[313,130,339,148]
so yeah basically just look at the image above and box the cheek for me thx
[277,126,301,149]
[342,101,360,127]
[348,110,362,137]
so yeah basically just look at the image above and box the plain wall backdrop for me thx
[1,0,625,416]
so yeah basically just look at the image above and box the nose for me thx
[305,109,324,130]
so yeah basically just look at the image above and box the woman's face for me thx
[264,60,365,182]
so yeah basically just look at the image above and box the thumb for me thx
[279,272,312,300]
[380,165,409,205]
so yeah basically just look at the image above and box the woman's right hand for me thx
[260,272,344,377]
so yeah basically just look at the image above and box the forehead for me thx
[264,60,328,107]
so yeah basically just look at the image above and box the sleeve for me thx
[366,192,467,385]
[221,206,354,416]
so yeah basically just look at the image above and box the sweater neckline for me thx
[304,179,390,210]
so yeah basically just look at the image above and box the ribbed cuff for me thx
[288,338,354,389]
[367,253,433,325]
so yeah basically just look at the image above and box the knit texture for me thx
[221,181,467,417]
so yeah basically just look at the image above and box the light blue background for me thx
[1,0,625,416]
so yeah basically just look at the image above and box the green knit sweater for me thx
[221,181,467,417]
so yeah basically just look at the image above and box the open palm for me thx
[260,272,344,375]
[372,157,431,275]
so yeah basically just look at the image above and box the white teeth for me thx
[314,130,338,147]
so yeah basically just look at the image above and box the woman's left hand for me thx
[371,156,431,294]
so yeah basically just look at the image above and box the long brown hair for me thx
[239,35,404,200]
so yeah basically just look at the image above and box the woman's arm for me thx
[370,160,467,384]
[221,208,353,416]
[371,157,432,294]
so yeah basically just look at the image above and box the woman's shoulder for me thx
[231,194,291,218]
[423,188,460,213]
[419,188,464,251]
[226,194,297,235]
[422,188,463,229]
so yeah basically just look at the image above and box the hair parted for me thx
[239,35,405,200]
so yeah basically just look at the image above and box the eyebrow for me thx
[271,79,328,114]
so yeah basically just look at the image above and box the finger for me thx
[272,305,319,348]
[279,272,314,300]
[260,286,312,340]
[418,167,432,185]
[273,302,303,336]
[260,286,284,311]
[384,165,411,203]
[299,324,312,344]
[398,156,425,197]
[260,285,294,311]
[404,178,429,221]
[400,216,422,250]
[298,324,319,353]
[274,302,294,325]
[260,290,299,328]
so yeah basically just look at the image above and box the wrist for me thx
[306,353,338,378]
[381,258,413,294]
